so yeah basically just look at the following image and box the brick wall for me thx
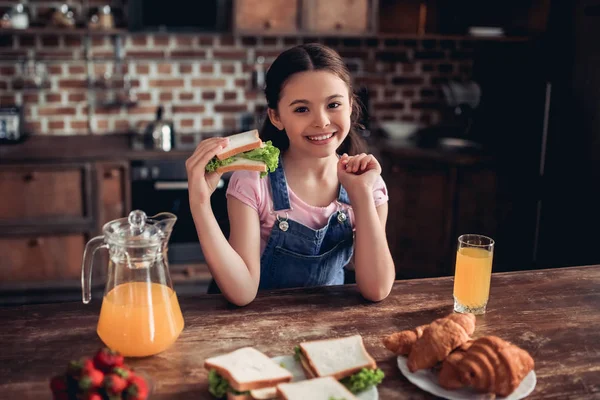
[0,31,479,136]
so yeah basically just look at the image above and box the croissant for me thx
[407,313,476,372]
[437,340,473,390]
[382,324,428,355]
[456,336,534,397]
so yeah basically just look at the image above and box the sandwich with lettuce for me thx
[205,129,279,178]
[293,335,385,394]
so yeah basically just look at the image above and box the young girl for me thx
[186,44,395,306]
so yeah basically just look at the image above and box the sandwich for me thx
[205,129,280,177]
[293,335,385,394]
[205,347,292,400]
[276,376,359,400]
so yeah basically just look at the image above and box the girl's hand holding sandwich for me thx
[185,137,229,205]
[337,153,382,199]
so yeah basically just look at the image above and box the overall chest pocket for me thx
[268,239,353,289]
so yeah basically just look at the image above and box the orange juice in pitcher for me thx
[82,210,184,357]
[97,281,184,357]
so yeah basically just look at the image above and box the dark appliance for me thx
[130,159,231,264]
[127,0,229,32]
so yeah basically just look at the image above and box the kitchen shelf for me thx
[0,27,127,35]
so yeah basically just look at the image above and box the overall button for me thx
[279,220,289,231]
[337,212,347,223]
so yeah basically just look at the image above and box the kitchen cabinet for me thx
[233,0,377,35]
[234,0,300,34]
[302,0,374,34]
[380,143,497,279]
[0,161,129,304]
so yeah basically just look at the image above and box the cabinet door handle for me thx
[23,172,38,182]
[28,237,43,247]
[103,169,118,179]
[264,19,272,29]
[335,22,343,30]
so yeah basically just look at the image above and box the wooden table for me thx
[1,265,599,399]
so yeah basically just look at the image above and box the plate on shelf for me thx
[397,355,536,400]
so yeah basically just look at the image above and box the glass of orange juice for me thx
[453,234,494,315]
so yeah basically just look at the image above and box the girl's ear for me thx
[267,108,284,131]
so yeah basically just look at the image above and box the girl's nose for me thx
[313,110,331,128]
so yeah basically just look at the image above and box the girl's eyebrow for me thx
[288,94,344,107]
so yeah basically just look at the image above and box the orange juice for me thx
[97,282,184,357]
[453,247,493,309]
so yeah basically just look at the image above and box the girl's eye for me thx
[294,107,308,113]
[328,102,342,109]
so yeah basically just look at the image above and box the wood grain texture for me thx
[0,265,598,399]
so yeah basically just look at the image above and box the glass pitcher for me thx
[82,210,184,357]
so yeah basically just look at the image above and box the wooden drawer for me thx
[97,162,130,227]
[0,234,85,282]
[303,0,370,33]
[0,165,88,221]
[234,0,299,33]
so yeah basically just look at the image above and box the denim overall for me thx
[207,158,354,294]
[258,158,354,290]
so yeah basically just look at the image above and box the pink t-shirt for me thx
[226,171,389,255]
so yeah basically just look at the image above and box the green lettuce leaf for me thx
[205,141,280,178]
[340,368,384,394]
[293,345,302,362]
[208,370,250,398]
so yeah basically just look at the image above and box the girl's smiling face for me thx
[268,70,352,158]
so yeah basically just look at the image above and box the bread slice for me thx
[299,335,377,381]
[204,347,292,393]
[216,129,262,160]
[277,377,359,400]
[216,158,267,174]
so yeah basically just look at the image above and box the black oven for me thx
[130,159,230,265]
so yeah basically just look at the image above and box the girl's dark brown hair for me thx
[260,43,367,156]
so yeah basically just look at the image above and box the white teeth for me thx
[307,133,334,141]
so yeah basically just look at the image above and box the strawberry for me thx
[104,373,128,397]
[112,366,131,379]
[93,348,124,373]
[124,375,149,400]
[78,365,104,392]
[49,375,68,393]
[67,359,94,379]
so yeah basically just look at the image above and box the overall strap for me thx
[337,184,351,206]
[268,156,292,212]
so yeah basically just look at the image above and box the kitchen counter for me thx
[0,265,598,399]
[0,134,494,165]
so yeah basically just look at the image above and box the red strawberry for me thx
[67,359,95,379]
[124,375,149,400]
[50,375,68,393]
[93,348,124,373]
[104,373,128,396]
[78,365,104,392]
[112,366,131,379]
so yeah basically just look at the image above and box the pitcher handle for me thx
[81,235,108,304]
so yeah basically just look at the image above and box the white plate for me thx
[272,355,378,400]
[397,356,536,400]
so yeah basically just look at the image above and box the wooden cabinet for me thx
[0,162,130,304]
[0,235,85,282]
[233,0,377,35]
[381,146,497,279]
[234,0,300,34]
[96,162,130,228]
[303,0,372,34]
[0,165,89,221]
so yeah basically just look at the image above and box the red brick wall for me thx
[0,32,476,136]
